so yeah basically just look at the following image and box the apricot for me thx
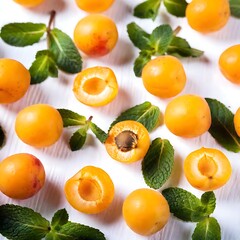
[73,66,118,107]
[142,56,186,98]
[186,0,230,33]
[122,188,170,236]
[105,120,150,163]
[234,107,240,137]
[15,104,63,148]
[64,166,114,214]
[184,147,232,191]
[0,58,30,104]
[13,0,45,7]
[74,14,118,57]
[219,44,240,84]
[0,153,45,199]
[164,94,211,138]
[75,0,114,13]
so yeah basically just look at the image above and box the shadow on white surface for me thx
[28,0,66,13]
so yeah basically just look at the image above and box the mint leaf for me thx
[51,209,68,229]
[29,50,58,84]
[192,217,221,240]
[230,0,240,18]
[167,36,203,57]
[89,122,108,143]
[150,24,173,54]
[163,0,188,17]
[0,204,50,240]
[110,101,160,132]
[57,109,86,127]
[134,50,152,77]
[205,98,240,152]
[134,0,162,20]
[49,28,82,73]
[142,138,174,189]
[1,23,46,47]
[201,192,216,216]
[162,187,203,222]
[0,125,5,148]
[127,22,151,50]
[69,127,87,151]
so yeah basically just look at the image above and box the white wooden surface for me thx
[0,0,240,239]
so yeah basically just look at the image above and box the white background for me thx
[0,0,240,239]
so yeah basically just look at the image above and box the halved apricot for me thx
[64,166,114,214]
[73,66,118,107]
[105,120,150,163]
[184,147,232,191]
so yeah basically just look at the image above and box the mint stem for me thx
[47,10,56,48]
[173,26,181,36]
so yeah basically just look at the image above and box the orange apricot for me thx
[75,0,114,13]
[219,44,240,84]
[234,107,240,137]
[13,0,45,7]
[74,14,118,57]
[186,0,230,33]
[0,58,30,104]
[105,120,150,163]
[122,188,170,236]
[142,56,186,98]
[184,147,232,191]
[64,166,114,214]
[15,104,63,148]
[73,66,118,107]
[0,153,45,199]
[164,94,211,138]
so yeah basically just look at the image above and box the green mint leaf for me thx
[167,36,203,57]
[89,122,108,143]
[127,22,152,50]
[29,50,58,84]
[134,50,152,77]
[134,0,162,20]
[57,109,86,127]
[142,138,174,189]
[0,125,5,149]
[163,0,188,17]
[0,204,50,240]
[205,98,240,152]
[230,0,240,18]
[69,127,87,151]
[49,28,82,73]
[200,192,216,216]
[192,217,221,240]
[51,209,68,229]
[110,101,160,132]
[162,187,203,222]
[1,23,46,47]
[150,24,173,54]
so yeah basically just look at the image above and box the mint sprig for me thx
[230,0,240,18]
[57,109,86,127]
[205,98,240,153]
[0,125,5,149]
[142,138,174,189]
[127,23,203,77]
[0,204,106,240]
[163,0,188,17]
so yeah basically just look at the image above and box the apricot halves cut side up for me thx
[105,120,150,163]
[73,66,118,107]
[64,166,114,214]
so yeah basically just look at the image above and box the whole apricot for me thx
[13,0,45,7]
[0,58,30,104]
[186,0,230,33]
[74,14,118,57]
[164,94,211,138]
[64,166,114,214]
[0,153,45,199]
[73,66,118,107]
[184,147,232,191]
[219,44,240,84]
[234,107,240,137]
[105,120,150,163]
[15,104,63,148]
[75,0,114,13]
[142,56,186,98]
[122,188,170,236]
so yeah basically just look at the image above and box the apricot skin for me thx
[75,0,114,13]
[0,153,45,199]
[234,108,240,137]
[13,0,45,7]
